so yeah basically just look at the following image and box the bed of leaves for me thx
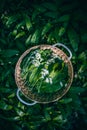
[21,48,68,94]
[0,0,87,130]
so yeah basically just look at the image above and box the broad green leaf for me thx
[32,10,40,20]
[42,2,57,11]
[0,87,11,93]
[8,93,15,98]
[0,38,6,44]
[78,52,86,61]
[33,5,46,12]
[44,111,51,121]
[44,12,58,18]
[53,115,63,122]
[16,42,26,52]
[25,35,32,45]
[6,15,18,26]
[68,28,79,51]
[0,115,20,121]
[69,87,85,94]
[31,29,41,43]
[81,33,87,43]
[59,2,78,12]
[47,32,54,43]
[1,49,19,57]
[41,23,52,36]
[58,15,70,22]
[54,27,60,41]
[59,98,72,104]
[58,27,65,36]
[15,108,25,117]
[25,15,32,30]
[16,21,25,29]
[12,29,17,36]
[0,100,13,110]
[15,31,25,39]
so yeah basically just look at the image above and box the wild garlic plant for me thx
[20,49,68,94]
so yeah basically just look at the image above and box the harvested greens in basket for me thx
[20,49,68,94]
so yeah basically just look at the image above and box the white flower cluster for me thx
[32,60,40,67]
[41,68,53,84]
[41,68,49,78]
[31,52,43,67]
[45,77,53,84]
[60,81,63,87]
[36,52,41,59]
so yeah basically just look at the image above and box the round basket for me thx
[15,44,73,104]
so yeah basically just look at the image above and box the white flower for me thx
[40,58,43,62]
[41,75,44,79]
[36,52,41,60]
[41,72,46,77]
[49,78,53,84]
[45,78,49,83]
[32,60,40,67]
[45,77,53,84]
[48,58,55,63]
[60,82,63,87]
[52,53,58,58]
[41,69,49,79]
[52,53,61,60]
[41,69,49,75]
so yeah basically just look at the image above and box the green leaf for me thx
[15,42,26,52]
[25,35,32,45]
[81,33,87,43]
[12,29,17,36]
[0,100,13,110]
[44,12,58,18]
[44,111,51,121]
[59,98,72,104]
[32,10,40,20]
[6,15,18,26]
[59,2,78,12]
[53,115,63,122]
[78,52,86,62]
[16,21,25,29]
[8,93,15,98]
[47,32,54,43]
[0,87,11,93]
[58,27,65,36]
[69,87,85,94]
[68,28,79,51]
[0,38,7,44]
[25,15,32,30]
[33,5,46,12]
[31,29,41,43]
[58,15,70,22]
[41,23,52,36]
[15,31,25,39]
[54,27,60,41]
[11,124,22,130]
[42,2,57,11]
[1,49,19,57]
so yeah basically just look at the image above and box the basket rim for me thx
[15,44,73,104]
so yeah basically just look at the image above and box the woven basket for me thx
[15,44,73,104]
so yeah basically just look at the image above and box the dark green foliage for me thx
[0,0,87,130]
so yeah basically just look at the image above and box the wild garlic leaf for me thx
[21,49,68,94]
[68,27,79,51]
[41,23,52,36]
[25,15,32,30]
[1,49,19,57]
